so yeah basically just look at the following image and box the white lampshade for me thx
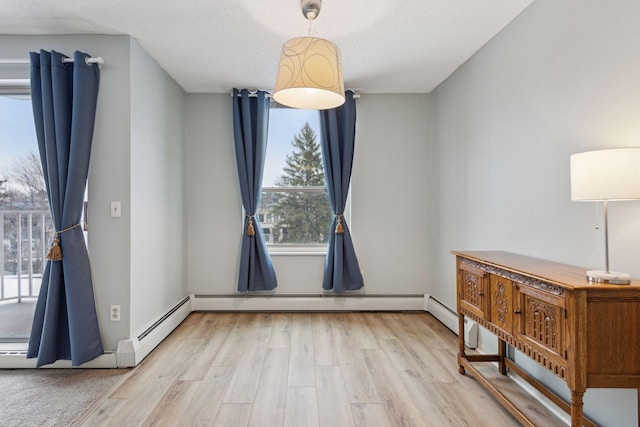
[273,36,345,110]
[570,148,640,201]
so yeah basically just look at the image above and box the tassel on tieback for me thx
[247,217,256,236]
[46,235,63,261]
[45,224,81,262]
[335,215,344,234]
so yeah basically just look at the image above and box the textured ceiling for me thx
[0,0,534,93]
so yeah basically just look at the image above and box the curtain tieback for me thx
[46,223,81,261]
[245,215,256,236]
[335,214,344,234]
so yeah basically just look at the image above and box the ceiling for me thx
[0,0,534,94]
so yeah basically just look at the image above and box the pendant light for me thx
[273,0,345,110]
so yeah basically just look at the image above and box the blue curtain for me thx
[319,91,364,292]
[28,50,103,367]
[232,88,277,291]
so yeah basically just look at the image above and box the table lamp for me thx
[570,148,640,284]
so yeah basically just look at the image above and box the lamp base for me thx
[586,270,631,285]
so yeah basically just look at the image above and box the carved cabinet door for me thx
[457,263,488,320]
[515,285,566,363]
[490,275,513,334]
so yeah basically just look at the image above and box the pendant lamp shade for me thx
[273,36,345,110]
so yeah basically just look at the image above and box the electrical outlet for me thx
[110,305,121,321]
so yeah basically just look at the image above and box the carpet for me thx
[0,368,129,427]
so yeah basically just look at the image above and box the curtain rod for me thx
[231,90,360,98]
[231,90,273,98]
[0,57,104,66]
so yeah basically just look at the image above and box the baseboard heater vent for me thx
[192,293,425,312]
[117,295,192,367]
[193,293,424,298]
[137,296,190,341]
[426,296,478,349]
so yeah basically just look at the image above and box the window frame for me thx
[259,103,334,255]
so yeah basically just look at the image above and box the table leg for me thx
[498,338,507,375]
[570,390,584,427]
[458,313,466,374]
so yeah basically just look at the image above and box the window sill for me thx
[268,246,327,256]
[269,251,327,257]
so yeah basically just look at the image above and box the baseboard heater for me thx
[426,296,477,349]
[191,293,426,312]
[138,296,190,341]
[116,295,191,367]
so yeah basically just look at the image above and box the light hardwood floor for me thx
[77,312,564,427]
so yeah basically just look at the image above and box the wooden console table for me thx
[453,251,640,427]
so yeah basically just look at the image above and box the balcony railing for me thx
[1,210,53,302]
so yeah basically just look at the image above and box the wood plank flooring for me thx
[77,312,563,427]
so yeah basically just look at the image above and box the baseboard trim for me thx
[191,294,425,311]
[425,296,478,349]
[116,296,192,367]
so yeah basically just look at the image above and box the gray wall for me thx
[185,94,242,292]
[428,1,640,425]
[0,35,187,351]
[186,93,429,296]
[130,39,187,336]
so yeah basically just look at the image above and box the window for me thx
[258,106,332,249]
[0,90,52,338]
[1,81,92,340]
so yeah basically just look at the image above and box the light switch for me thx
[111,201,122,218]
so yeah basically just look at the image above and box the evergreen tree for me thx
[273,122,331,243]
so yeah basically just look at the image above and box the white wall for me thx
[130,39,187,336]
[186,93,429,296]
[428,1,640,425]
